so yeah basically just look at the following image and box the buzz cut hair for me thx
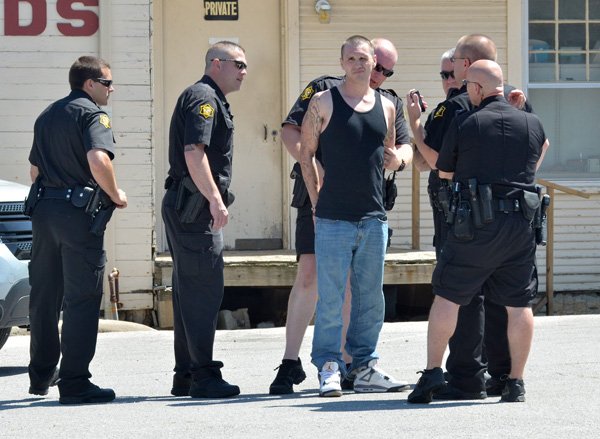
[341,35,374,59]
[205,41,246,69]
[456,34,497,62]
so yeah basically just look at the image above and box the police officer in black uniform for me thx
[27,56,127,404]
[162,41,247,398]
[408,59,549,404]
[407,34,532,400]
[270,38,413,394]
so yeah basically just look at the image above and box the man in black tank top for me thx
[299,35,409,397]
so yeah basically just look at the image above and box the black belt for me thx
[40,187,74,201]
[494,198,521,213]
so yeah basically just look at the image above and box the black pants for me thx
[431,202,511,392]
[28,199,105,393]
[445,295,510,391]
[162,189,225,380]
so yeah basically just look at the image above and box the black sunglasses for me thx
[93,78,113,88]
[212,58,248,70]
[440,70,455,80]
[374,63,394,78]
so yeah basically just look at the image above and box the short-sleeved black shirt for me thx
[437,95,546,196]
[283,74,411,146]
[167,75,234,189]
[29,89,115,188]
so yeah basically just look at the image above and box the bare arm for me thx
[406,91,439,169]
[184,143,228,231]
[87,149,127,208]
[30,165,39,182]
[300,93,327,209]
[412,147,431,172]
[536,138,550,171]
[438,170,454,180]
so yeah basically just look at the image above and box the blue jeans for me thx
[311,216,388,373]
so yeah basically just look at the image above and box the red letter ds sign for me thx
[4,0,99,36]
[204,0,238,21]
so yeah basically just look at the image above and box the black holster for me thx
[453,200,474,241]
[176,175,207,223]
[290,162,309,208]
[85,187,115,236]
[23,175,42,217]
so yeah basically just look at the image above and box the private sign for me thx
[204,0,239,20]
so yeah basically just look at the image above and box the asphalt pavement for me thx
[1,315,599,438]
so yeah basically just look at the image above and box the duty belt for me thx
[494,198,521,213]
[39,187,74,201]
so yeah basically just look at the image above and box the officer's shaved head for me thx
[466,60,504,106]
[205,41,246,71]
[455,34,497,62]
[371,38,398,64]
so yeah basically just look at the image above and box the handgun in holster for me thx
[175,175,207,223]
[534,186,551,246]
[85,187,116,236]
[446,182,461,225]
[290,162,309,208]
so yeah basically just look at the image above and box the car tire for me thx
[0,327,11,351]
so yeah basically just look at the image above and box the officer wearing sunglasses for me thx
[162,41,247,399]
[27,55,127,405]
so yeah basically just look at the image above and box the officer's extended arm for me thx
[406,92,438,170]
[184,143,228,231]
[87,149,127,208]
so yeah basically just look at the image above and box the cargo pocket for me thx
[432,245,454,289]
[177,232,222,275]
[84,249,107,297]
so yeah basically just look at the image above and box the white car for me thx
[0,179,32,350]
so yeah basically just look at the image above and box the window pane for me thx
[558,0,585,19]
[590,54,600,80]
[559,23,585,49]
[530,53,556,81]
[591,24,600,51]
[530,24,556,49]
[590,0,600,19]
[530,0,555,20]
[559,54,586,80]
[531,88,600,178]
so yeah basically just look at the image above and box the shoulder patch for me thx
[434,105,446,119]
[99,114,111,128]
[199,103,215,119]
[300,85,315,101]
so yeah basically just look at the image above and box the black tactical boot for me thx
[269,358,307,395]
[171,373,191,397]
[29,368,59,396]
[500,378,526,402]
[407,367,445,404]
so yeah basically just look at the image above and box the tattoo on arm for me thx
[308,95,322,142]
[384,111,395,148]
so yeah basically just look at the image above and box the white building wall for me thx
[0,0,154,295]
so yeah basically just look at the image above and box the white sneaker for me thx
[318,361,342,397]
[353,359,410,393]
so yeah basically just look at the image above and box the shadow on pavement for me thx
[0,366,28,377]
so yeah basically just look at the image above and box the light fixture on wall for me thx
[315,0,331,24]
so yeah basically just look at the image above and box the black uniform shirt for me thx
[167,75,234,189]
[29,89,115,188]
[424,85,471,154]
[283,75,411,147]
[437,95,546,196]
